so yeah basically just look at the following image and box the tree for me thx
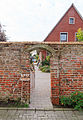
[76,28,83,42]
[0,24,7,42]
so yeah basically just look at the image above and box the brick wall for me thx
[59,45,83,96]
[0,42,83,105]
[0,44,21,101]
[30,69,35,94]
[50,43,83,105]
[0,43,30,103]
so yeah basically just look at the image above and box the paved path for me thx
[29,66,53,109]
[0,109,83,120]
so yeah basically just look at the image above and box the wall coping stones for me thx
[0,41,83,45]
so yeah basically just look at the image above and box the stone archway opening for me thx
[18,43,59,106]
[27,45,55,108]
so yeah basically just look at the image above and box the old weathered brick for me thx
[0,42,83,105]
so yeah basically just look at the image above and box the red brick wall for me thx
[0,43,30,103]
[44,6,83,42]
[0,42,83,105]
[59,45,83,96]
[50,56,60,105]
[50,44,83,105]
[0,46,21,101]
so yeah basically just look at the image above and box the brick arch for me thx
[25,44,56,57]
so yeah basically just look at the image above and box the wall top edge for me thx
[0,41,83,45]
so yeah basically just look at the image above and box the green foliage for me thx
[46,56,50,62]
[60,96,72,106]
[39,65,50,73]
[35,54,39,61]
[76,28,83,41]
[41,59,50,66]
[39,55,50,73]
[41,56,50,66]
[22,103,29,108]
[60,91,83,110]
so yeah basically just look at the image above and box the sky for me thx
[0,0,83,42]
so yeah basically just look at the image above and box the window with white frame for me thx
[69,17,75,24]
[60,33,68,42]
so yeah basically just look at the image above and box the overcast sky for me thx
[0,0,83,42]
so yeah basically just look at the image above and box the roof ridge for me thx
[72,3,83,20]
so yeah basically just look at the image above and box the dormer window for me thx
[69,17,75,24]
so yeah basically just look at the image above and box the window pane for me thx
[60,33,67,42]
[61,34,66,40]
[70,18,74,24]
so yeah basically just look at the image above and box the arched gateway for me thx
[23,43,60,105]
[0,42,83,105]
